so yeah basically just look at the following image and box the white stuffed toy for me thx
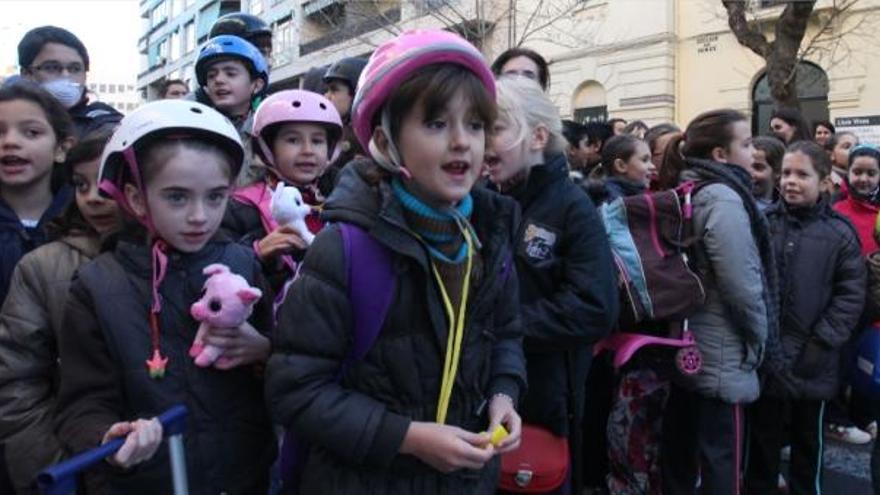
[270,182,314,245]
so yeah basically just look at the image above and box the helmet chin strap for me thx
[367,108,412,179]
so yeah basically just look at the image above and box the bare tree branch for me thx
[722,0,771,58]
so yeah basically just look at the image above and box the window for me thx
[109,84,116,94]
[150,0,167,28]
[186,0,195,7]
[272,16,293,66]
[158,38,169,63]
[171,0,183,17]
[752,62,829,136]
[184,22,196,53]
[171,30,181,60]
[99,83,106,93]
[250,0,263,15]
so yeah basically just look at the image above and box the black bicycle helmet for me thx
[210,13,272,39]
[322,57,368,94]
[210,13,272,57]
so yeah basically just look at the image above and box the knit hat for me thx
[18,26,90,71]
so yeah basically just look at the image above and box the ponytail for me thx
[657,109,747,190]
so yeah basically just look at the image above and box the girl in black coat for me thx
[744,141,866,494]
[55,101,275,494]
[265,30,526,494]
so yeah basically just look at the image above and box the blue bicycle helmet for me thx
[195,35,269,90]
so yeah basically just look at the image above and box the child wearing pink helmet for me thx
[221,89,343,291]
[266,30,526,493]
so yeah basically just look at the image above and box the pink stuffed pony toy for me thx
[189,263,262,367]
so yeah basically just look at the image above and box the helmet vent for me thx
[190,107,203,114]
[292,101,301,108]
[319,103,327,110]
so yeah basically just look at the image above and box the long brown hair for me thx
[657,109,747,190]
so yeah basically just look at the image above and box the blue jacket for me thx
[0,186,72,305]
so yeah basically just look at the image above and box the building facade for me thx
[139,0,880,140]
[137,0,243,100]
[86,81,141,114]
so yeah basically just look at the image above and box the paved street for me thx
[803,438,872,493]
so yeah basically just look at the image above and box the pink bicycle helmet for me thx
[252,89,344,166]
[351,29,495,157]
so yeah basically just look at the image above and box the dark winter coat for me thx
[0,186,72,306]
[507,155,618,436]
[265,160,527,494]
[0,234,100,494]
[54,239,276,495]
[763,200,866,399]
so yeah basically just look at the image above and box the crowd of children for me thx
[1,16,880,495]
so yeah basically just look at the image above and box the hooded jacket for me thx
[0,186,72,306]
[0,234,100,493]
[832,187,880,256]
[54,239,275,495]
[763,199,865,399]
[265,160,527,494]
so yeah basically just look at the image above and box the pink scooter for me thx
[594,320,702,375]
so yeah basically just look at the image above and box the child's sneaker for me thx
[826,423,873,444]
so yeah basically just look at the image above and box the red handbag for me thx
[499,424,569,493]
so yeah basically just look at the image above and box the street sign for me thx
[835,115,880,146]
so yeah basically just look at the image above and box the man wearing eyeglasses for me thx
[17,26,122,138]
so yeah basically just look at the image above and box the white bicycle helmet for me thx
[99,100,244,213]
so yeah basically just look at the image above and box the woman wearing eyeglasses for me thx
[17,26,122,138]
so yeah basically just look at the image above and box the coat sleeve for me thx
[54,277,125,455]
[866,252,880,322]
[487,248,527,405]
[520,195,618,347]
[696,188,768,366]
[265,226,411,468]
[0,256,63,488]
[811,227,866,348]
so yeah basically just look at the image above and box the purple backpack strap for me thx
[340,222,396,366]
[278,223,395,493]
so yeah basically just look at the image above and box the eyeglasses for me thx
[29,61,85,76]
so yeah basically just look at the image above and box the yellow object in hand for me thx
[489,425,509,446]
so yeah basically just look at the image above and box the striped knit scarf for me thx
[391,178,482,308]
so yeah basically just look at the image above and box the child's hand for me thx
[257,226,308,261]
[487,394,521,454]
[400,421,494,473]
[203,322,271,369]
[102,418,162,469]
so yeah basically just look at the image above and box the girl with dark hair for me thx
[491,47,550,90]
[813,120,835,147]
[833,145,880,255]
[266,30,526,493]
[827,131,860,193]
[751,136,786,211]
[0,83,76,305]
[0,130,119,493]
[745,141,865,494]
[769,107,812,144]
[658,108,777,495]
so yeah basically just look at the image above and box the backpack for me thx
[593,182,706,373]
[277,222,396,494]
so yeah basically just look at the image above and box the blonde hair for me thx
[495,76,565,157]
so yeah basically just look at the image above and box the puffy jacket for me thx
[0,234,100,494]
[763,200,866,399]
[832,191,879,256]
[54,239,275,495]
[675,176,768,404]
[504,154,618,436]
[265,160,527,494]
[0,187,72,306]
